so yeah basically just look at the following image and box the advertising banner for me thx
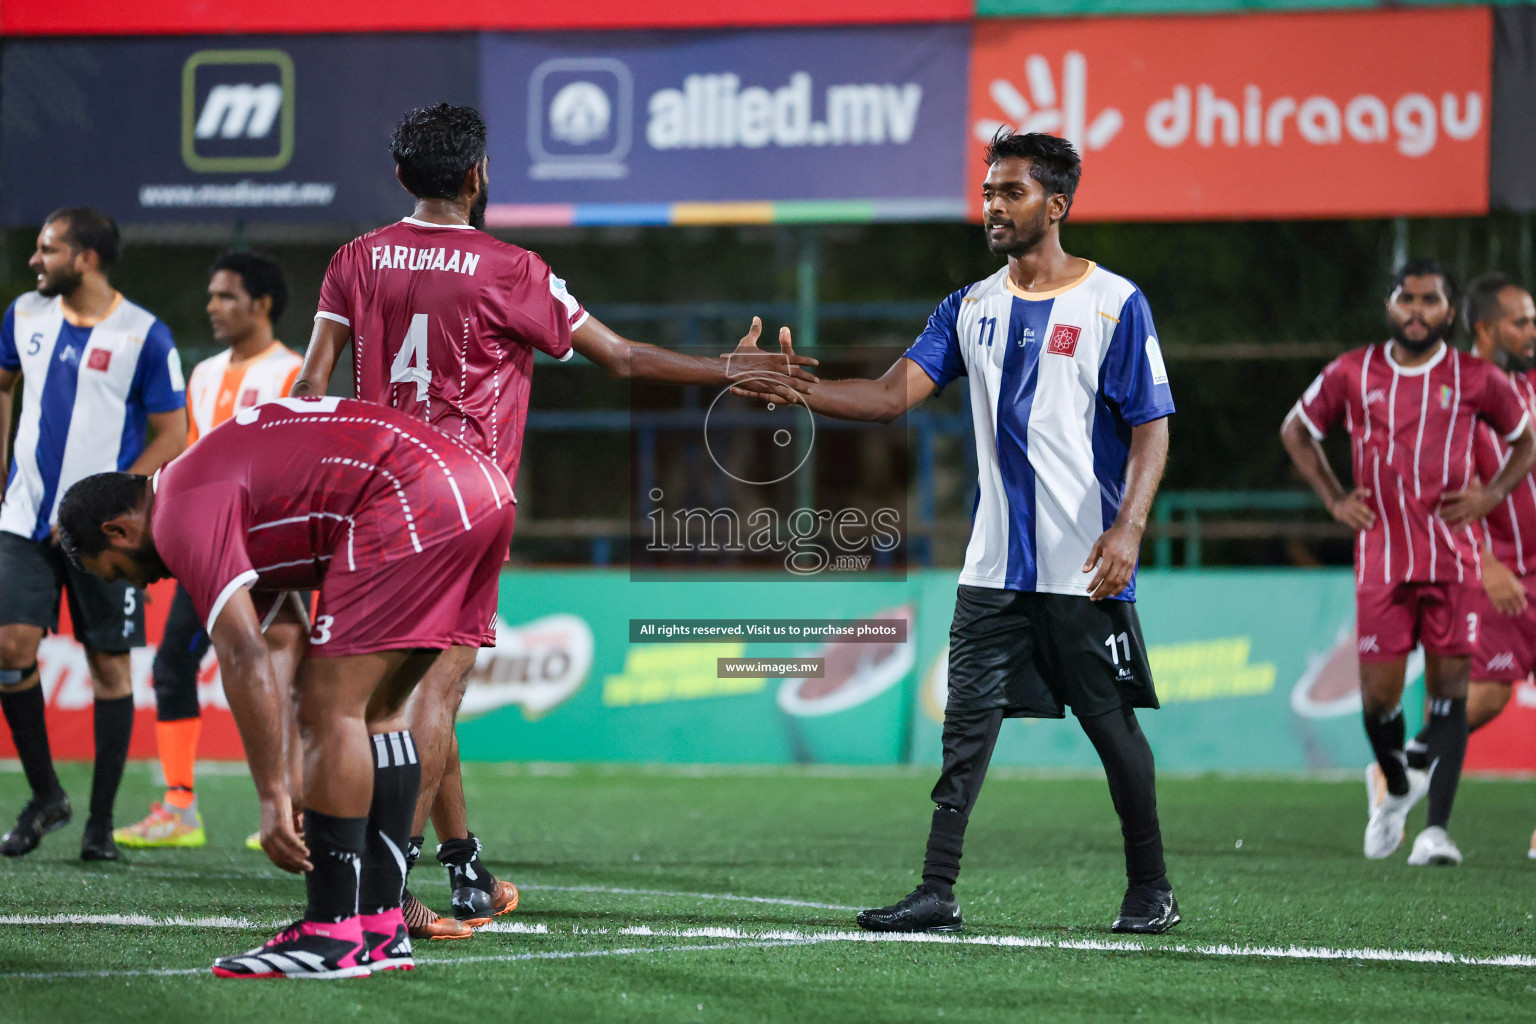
[5,568,1530,773]
[977,0,1502,15]
[458,572,919,765]
[969,9,1492,220]
[0,580,244,763]
[0,0,971,37]
[1,36,478,227]
[1491,5,1536,212]
[478,27,970,226]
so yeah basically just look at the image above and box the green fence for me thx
[462,568,1393,772]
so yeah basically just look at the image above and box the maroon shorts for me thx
[305,508,516,658]
[1470,575,1536,682]
[1355,582,1478,661]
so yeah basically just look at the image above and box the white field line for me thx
[0,914,262,928]
[518,883,859,911]
[0,939,814,981]
[67,869,862,911]
[3,915,1532,971]
[610,925,1536,968]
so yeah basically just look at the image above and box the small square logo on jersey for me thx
[238,388,260,408]
[86,349,111,372]
[182,49,295,173]
[1047,324,1081,357]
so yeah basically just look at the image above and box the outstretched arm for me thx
[733,331,937,424]
[1083,417,1169,600]
[573,315,817,396]
[1280,407,1376,531]
[291,317,352,398]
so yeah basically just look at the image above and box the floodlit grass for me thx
[2,762,1534,1022]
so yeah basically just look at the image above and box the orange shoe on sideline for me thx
[402,890,473,940]
[460,879,519,928]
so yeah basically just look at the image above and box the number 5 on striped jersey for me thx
[390,313,431,400]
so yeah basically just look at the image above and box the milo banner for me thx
[459,573,918,764]
[4,569,1533,773]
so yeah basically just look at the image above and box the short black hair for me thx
[56,473,149,567]
[1462,271,1520,334]
[984,130,1083,217]
[390,103,487,200]
[1390,258,1459,309]
[45,206,120,270]
[210,250,289,323]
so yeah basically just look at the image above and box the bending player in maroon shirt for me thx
[1401,273,1536,855]
[292,104,815,939]
[1281,260,1536,866]
[56,398,521,978]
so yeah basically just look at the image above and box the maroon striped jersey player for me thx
[1472,368,1536,576]
[149,396,515,656]
[315,217,584,482]
[1294,344,1530,586]
[1469,367,1536,684]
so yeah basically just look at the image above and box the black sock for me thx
[360,731,421,915]
[921,806,967,892]
[1362,704,1408,796]
[304,809,366,923]
[438,833,496,894]
[1079,706,1168,890]
[0,675,62,801]
[1405,727,1430,771]
[1424,698,1468,829]
[89,695,134,822]
[406,835,424,873]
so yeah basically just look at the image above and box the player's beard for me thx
[127,540,171,585]
[1388,314,1452,355]
[37,265,83,298]
[470,174,488,230]
[986,207,1050,258]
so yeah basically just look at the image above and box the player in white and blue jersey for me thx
[0,207,188,860]
[752,133,1179,934]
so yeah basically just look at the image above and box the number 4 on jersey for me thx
[390,313,431,400]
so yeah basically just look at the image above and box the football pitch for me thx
[1,762,1533,1023]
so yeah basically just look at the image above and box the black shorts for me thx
[0,530,146,652]
[946,585,1158,719]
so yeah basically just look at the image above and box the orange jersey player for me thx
[114,251,302,851]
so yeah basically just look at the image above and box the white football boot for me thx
[1363,764,1429,859]
[1407,825,1462,866]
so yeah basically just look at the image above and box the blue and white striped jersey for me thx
[905,263,1174,601]
[0,292,184,541]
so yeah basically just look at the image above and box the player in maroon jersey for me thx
[55,397,518,978]
[1402,273,1536,854]
[1281,260,1536,866]
[293,103,815,939]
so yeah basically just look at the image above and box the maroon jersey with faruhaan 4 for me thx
[1472,368,1536,576]
[316,217,586,482]
[1293,343,1530,587]
[150,396,515,635]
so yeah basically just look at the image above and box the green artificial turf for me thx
[1,762,1534,1023]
